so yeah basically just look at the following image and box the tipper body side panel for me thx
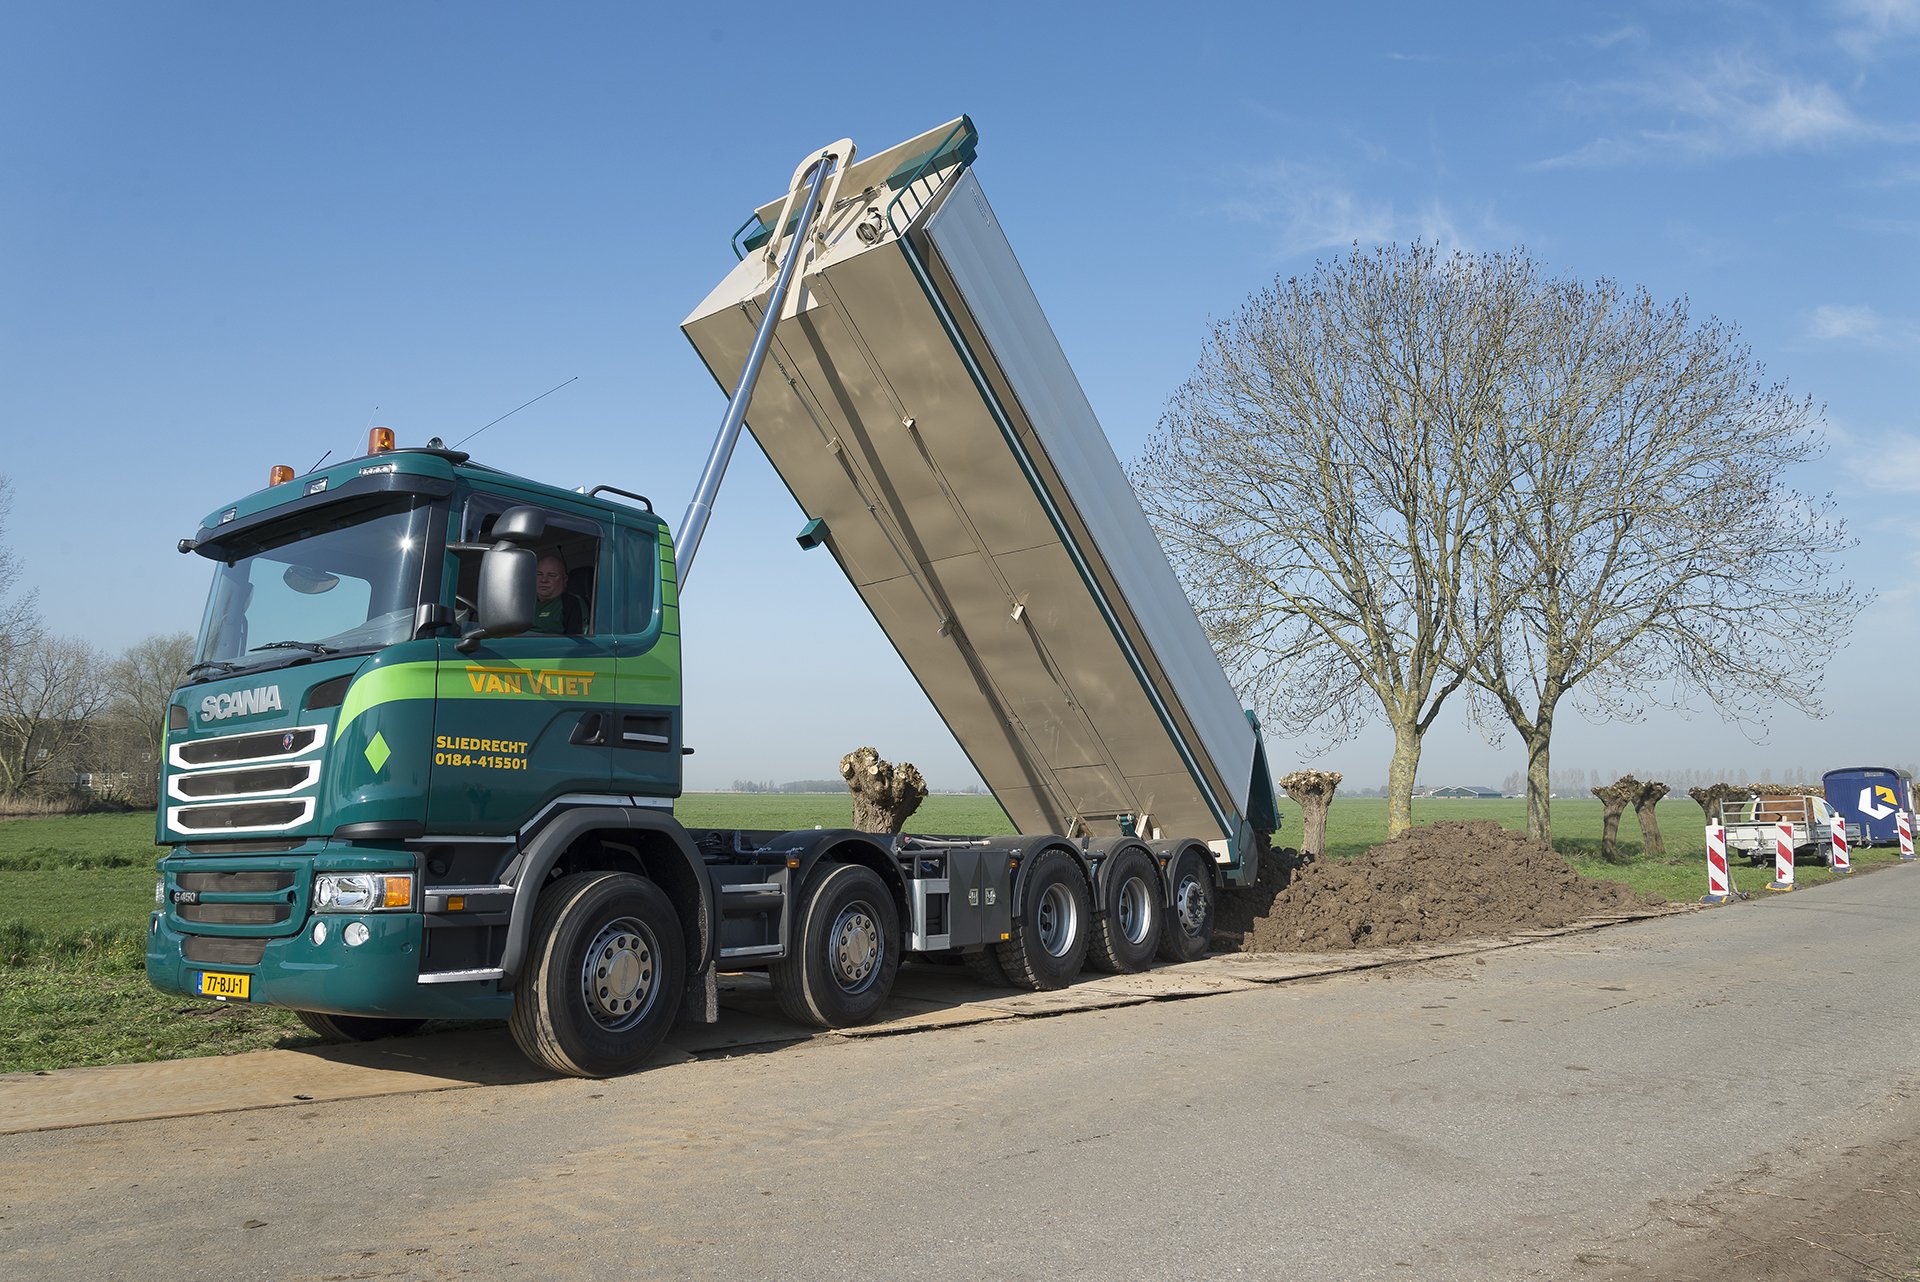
[683,121,1270,869]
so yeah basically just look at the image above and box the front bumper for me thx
[146,846,513,1022]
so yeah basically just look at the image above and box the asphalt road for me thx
[4,869,1918,1281]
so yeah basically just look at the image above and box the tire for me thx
[995,847,1091,990]
[1087,846,1161,973]
[770,863,901,1028]
[509,871,685,1078]
[295,1010,426,1042]
[1156,846,1215,963]
[963,946,1013,987]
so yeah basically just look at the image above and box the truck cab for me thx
[149,438,693,1043]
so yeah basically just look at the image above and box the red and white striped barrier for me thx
[1702,823,1731,904]
[1766,820,1796,891]
[1830,817,1850,873]
[1901,811,1915,862]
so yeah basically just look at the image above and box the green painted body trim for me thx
[337,660,439,741]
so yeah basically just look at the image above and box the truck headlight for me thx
[313,872,414,912]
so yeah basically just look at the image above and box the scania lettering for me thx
[199,686,284,721]
[147,120,1281,1077]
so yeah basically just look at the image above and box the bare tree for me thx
[0,476,34,644]
[1278,768,1343,859]
[99,631,196,805]
[1134,244,1530,836]
[1688,782,1751,826]
[1631,779,1670,857]
[1591,776,1639,864]
[838,746,927,835]
[1465,278,1856,843]
[0,632,110,796]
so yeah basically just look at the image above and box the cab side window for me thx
[611,526,661,636]
[458,498,603,637]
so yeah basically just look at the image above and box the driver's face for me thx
[535,561,566,602]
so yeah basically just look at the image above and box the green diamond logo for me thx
[364,731,391,773]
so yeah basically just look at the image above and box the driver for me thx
[530,554,587,635]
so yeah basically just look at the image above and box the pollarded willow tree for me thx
[1133,243,1532,836]
[1465,278,1857,843]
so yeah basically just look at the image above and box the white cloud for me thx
[1807,303,1920,346]
[1586,24,1648,49]
[1841,433,1920,493]
[1809,303,1885,340]
[1832,0,1920,59]
[1535,52,1897,168]
[1223,162,1514,260]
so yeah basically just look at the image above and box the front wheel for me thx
[1156,846,1215,963]
[509,871,685,1078]
[770,863,901,1028]
[295,1011,426,1042]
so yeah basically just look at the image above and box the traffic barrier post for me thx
[1766,820,1796,891]
[1831,817,1851,874]
[1702,823,1731,905]
[1901,811,1915,862]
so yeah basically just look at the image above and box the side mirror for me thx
[492,506,547,546]
[456,545,537,652]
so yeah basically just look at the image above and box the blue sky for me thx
[2,1,1915,792]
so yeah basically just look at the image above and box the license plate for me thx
[197,971,251,1000]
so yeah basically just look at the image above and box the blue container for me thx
[1822,767,1915,844]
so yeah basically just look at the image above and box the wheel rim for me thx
[829,901,883,994]
[1115,874,1152,946]
[1174,874,1209,937]
[1037,882,1079,958]
[579,916,660,1032]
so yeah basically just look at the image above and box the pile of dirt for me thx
[1216,819,1661,953]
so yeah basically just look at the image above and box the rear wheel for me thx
[509,871,684,1078]
[1088,847,1161,973]
[294,1011,426,1042]
[996,848,1090,990]
[1156,846,1215,963]
[770,864,900,1028]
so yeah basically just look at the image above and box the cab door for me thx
[427,497,613,832]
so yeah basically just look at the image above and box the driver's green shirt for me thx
[531,593,585,635]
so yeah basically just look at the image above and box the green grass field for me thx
[1,795,1902,1073]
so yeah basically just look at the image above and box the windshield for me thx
[191,497,437,672]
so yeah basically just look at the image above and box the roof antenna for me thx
[455,377,579,449]
[304,448,333,475]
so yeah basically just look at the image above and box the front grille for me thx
[166,722,325,836]
[182,936,268,965]
[174,726,321,767]
[170,799,313,832]
[173,762,318,800]
[178,902,291,926]
[177,869,295,894]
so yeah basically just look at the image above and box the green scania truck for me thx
[147,119,1280,1077]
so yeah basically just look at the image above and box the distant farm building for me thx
[1421,785,1502,799]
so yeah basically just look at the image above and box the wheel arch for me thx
[1087,836,1163,911]
[777,828,910,927]
[1009,836,1094,921]
[501,805,714,982]
[1148,837,1220,901]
